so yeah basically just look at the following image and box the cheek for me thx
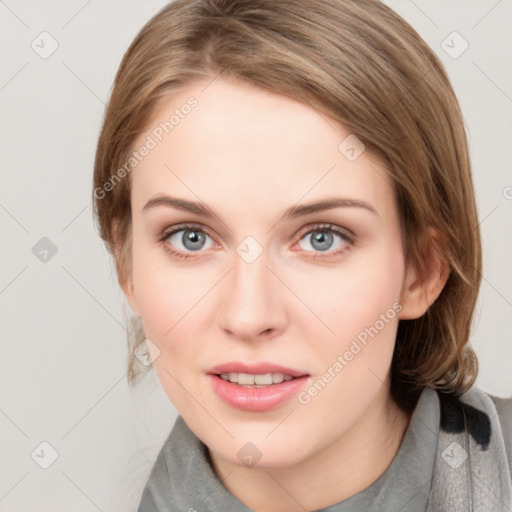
[296,241,405,348]
[291,246,405,411]
[131,257,207,407]
[295,248,405,422]
[131,241,215,367]
[131,232,187,326]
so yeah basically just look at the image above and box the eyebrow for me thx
[142,195,378,219]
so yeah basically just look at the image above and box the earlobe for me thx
[399,230,450,320]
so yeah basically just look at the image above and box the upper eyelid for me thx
[162,223,215,242]
[296,223,354,240]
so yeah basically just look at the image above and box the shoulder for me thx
[436,385,512,474]
[487,391,512,468]
[487,392,512,435]
[462,386,512,450]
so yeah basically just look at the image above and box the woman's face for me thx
[125,77,413,468]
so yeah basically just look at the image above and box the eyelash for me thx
[159,222,355,261]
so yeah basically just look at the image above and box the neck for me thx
[208,385,412,512]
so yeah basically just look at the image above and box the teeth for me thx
[271,373,284,384]
[238,373,255,385]
[255,373,273,385]
[219,372,296,386]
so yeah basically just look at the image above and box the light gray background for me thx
[1,1,511,511]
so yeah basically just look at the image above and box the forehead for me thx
[129,77,394,220]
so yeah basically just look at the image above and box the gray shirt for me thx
[138,386,441,511]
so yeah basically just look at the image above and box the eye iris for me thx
[311,230,333,251]
[182,230,206,250]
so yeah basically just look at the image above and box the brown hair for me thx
[93,0,482,412]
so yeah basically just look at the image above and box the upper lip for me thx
[207,361,309,378]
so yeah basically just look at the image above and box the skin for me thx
[121,77,447,512]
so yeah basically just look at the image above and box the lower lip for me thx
[208,374,309,412]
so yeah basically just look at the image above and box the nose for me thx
[217,248,288,342]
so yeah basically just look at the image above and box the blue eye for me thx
[296,224,354,259]
[160,222,354,260]
[161,224,214,258]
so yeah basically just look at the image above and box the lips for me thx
[207,361,310,412]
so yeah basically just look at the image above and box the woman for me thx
[93,0,512,510]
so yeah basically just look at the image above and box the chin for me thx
[206,430,314,470]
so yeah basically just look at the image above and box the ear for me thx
[399,229,450,320]
[112,218,141,317]
[120,270,141,318]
